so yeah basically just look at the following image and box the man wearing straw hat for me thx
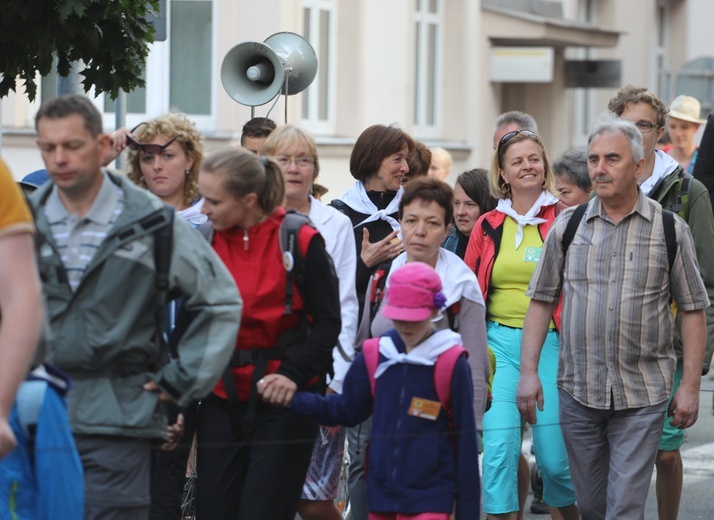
[665,94,708,173]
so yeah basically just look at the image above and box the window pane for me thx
[318,10,330,120]
[427,23,437,125]
[170,1,212,115]
[429,0,437,14]
[103,72,147,114]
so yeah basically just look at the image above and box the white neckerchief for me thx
[388,250,485,309]
[496,191,558,249]
[374,328,463,379]
[178,198,208,228]
[339,181,402,236]
[641,150,680,196]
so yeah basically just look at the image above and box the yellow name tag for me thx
[408,397,441,421]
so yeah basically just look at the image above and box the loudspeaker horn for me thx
[263,32,318,96]
[220,32,318,108]
[220,41,285,107]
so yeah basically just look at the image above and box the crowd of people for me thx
[0,85,712,520]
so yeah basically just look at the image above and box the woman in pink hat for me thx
[665,94,707,173]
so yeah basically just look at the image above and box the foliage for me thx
[0,0,159,101]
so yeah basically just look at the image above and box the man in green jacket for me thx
[32,94,242,520]
[609,85,714,520]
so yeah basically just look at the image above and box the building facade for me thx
[1,0,712,196]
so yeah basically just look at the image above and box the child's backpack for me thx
[361,337,467,431]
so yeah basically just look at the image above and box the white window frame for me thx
[413,0,443,139]
[301,0,337,135]
[654,0,670,101]
[95,0,216,132]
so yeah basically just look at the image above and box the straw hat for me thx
[669,95,706,124]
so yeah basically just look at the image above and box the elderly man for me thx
[32,94,242,520]
[517,117,708,520]
[608,85,714,520]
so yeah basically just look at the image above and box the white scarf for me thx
[496,191,559,249]
[641,150,680,196]
[339,181,403,236]
[374,329,463,379]
[388,250,485,309]
[178,199,208,228]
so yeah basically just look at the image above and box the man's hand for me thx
[516,373,544,425]
[256,374,298,407]
[143,380,171,403]
[360,229,403,268]
[162,413,185,452]
[0,418,17,459]
[667,386,700,430]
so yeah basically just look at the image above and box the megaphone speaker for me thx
[263,32,318,96]
[221,41,285,107]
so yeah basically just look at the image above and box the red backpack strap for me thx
[362,338,381,398]
[434,346,468,418]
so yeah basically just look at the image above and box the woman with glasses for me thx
[464,131,578,520]
[261,125,358,520]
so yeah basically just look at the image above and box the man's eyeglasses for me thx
[273,156,315,169]
[631,121,661,134]
[497,129,538,152]
[126,123,181,155]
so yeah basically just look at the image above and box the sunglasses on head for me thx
[126,123,181,155]
[497,129,538,151]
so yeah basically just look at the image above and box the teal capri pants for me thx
[481,321,576,514]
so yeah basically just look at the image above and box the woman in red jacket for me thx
[464,130,577,520]
[196,147,341,520]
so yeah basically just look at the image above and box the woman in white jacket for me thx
[261,125,358,520]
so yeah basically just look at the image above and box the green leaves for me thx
[0,0,159,101]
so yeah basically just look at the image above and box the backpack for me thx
[361,337,467,431]
[561,202,677,270]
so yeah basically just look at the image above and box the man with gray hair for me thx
[517,118,708,519]
[492,110,539,149]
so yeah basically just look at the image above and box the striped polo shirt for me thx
[527,191,709,410]
[44,170,125,292]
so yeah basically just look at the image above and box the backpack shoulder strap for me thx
[672,169,693,220]
[153,206,174,367]
[662,210,677,271]
[434,346,468,415]
[362,338,381,398]
[561,203,588,255]
[279,210,315,314]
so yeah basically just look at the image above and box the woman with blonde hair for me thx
[464,130,577,520]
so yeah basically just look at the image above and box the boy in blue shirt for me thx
[260,262,480,519]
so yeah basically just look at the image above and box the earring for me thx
[185,169,190,175]
[501,182,511,196]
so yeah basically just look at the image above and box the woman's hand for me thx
[101,127,134,166]
[257,374,298,407]
[360,229,404,268]
[162,413,185,451]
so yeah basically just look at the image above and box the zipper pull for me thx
[243,228,249,251]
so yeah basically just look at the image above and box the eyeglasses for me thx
[126,123,181,155]
[631,121,661,134]
[273,156,315,169]
[497,130,538,152]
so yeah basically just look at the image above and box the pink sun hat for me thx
[382,262,447,322]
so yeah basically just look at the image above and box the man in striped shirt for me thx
[516,117,708,519]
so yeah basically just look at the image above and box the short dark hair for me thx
[399,177,453,227]
[350,124,415,183]
[552,149,591,192]
[240,117,277,145]
[35,94,103,137]
[404,141,432,182]
[455,168,497,215]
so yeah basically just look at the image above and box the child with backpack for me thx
[260,262,480,520]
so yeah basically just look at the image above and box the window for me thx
[99,0,215,130]
[571,0,596,146]
[302,0,336,134]
[654,0,670,101]
[413,0,442,137]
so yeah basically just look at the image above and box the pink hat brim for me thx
[382,304,433,322]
